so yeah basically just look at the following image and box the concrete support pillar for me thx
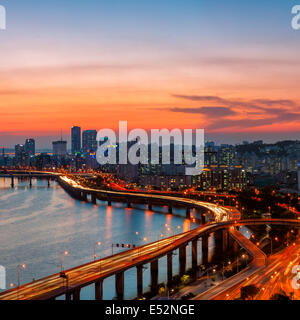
[234,241,239,254]
[95,280,103,301]
[168,204,173,214]
[137,265,143,299]
[115,271,124,300]
[29,177,32,188]
[150,260,159,294]
[222,229,229,252]
[47,178,50,187]
[167,253,173,287]
[82,192,87,202]
[202,235,209,265]
[107,197,112,206]
[66,292,72,300]
[179,245,187,276]
[201,214,206,225]
[91,194,97,204]
[11,176,14,188]
[73,288,81,300]
[214,230,224,257]
[186,207,191,219]
[192,239,198,272]
[148,201,152,211]
[228,234,235,249]
[127,201,131,208]
[75,191,81,200]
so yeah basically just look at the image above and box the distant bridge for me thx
[58,175,239,222]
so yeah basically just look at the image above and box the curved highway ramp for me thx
[193,228,267,300]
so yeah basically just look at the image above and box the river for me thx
[0,177,212,299]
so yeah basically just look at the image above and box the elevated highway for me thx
[193,227,267,300]
[58,175,238,222]
[0,219,299,300]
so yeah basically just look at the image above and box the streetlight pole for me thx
[17,264,26,300]
[93,241,102,261]
[60,251,69,272]
[135,236,148,257]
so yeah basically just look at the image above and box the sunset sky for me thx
[1,0,300,148]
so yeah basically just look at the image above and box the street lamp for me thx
[131,231,140,248]
[241,254,248,266]
[137,237,148,257]
[60,251,69,272]
[17,264,26,300]
[94,241,102,261]
[17,264,26,288]
[222,260,231,280]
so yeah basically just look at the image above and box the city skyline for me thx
[1,1,300,147]
[2,132,300,151]
[2,127,300,150]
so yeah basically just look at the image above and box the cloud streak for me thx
[171,94,300,130]
[169,106,236,117]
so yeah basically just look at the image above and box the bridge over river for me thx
[1,171,298,300]
[0,218,299,300]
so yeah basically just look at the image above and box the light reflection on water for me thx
[0,178,200,299]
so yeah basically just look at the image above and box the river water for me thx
[0,177,211,299]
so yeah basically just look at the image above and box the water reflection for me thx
[0,178,198,299]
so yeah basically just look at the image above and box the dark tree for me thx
[240,285,259,300]
[270,292,291,300]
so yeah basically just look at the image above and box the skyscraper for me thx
[15,144,27,166]
[52,140,67,158]
[71,126,81,155]
[25,138,35,156]
[82,130,97,154]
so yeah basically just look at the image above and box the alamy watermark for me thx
[96,121,204,176]
[292,265,300,290]
[0,5,6,30]
[0,265,5,290]
[292,5,300,30]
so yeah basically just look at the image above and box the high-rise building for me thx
[25,138,35,156]
[0,147,6,167]
[71,126,81,155]
[15,144,27,166]
[82,130,97,154]
[52,140,67,158]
